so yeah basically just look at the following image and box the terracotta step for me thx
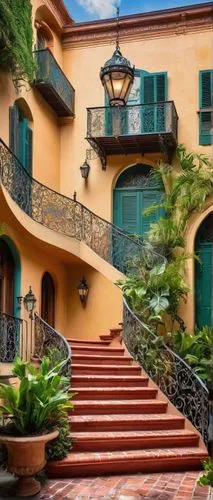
[71,346,125,356]
[72,364,141,376]
[69,414,185,432]
[71,375,149,388]
[46,447,208,478]
[72,354,132,366]
[68,339,110,347]
[99,334,113,341]
[70,387,157,400]
[72,400,167,415]
[71,429,199,452]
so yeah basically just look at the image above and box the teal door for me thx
[195,242,213,328]
[9,105,33,175]
[113,188,164,238]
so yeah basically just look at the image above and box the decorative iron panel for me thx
[0,313,23,362]
[34,314,71,378]
[34,49,75,116]
[123,299,209,444]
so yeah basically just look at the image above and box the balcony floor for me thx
[34,82,74,117]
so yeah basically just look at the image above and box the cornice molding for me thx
[62,2,213,48]
[44,0,73,26]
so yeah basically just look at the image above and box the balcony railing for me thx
[87,101,178,167]
[33,49,75,117]
[0,313,26,362]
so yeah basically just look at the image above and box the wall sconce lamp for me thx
[23,286,37,319]
[80,160,90,179]
[77,277,89,306]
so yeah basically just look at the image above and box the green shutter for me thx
[195,242,212,328]
[9,105,19,155]
[141,190,164,236]
[18,116,28,167]
[199,70,213,145]
[142,73,167,133]
[114,190,139,234]
[26,127,33,175]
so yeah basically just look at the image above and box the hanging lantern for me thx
[77,277,89,305]
[23,286,37,319]
[100,7,134,106]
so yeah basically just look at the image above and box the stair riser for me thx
[47,456,206,478]
[72,403,167,415]
[72,435,199,452]
[71,348,125,356]
[72,367,141,376]
[70,419,185,433]
[69,341,110,347]
[72,357,132,366]
[71,389,157,400]
[71,378,149,388]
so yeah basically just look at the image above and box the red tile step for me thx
[72,400,167,415]
[69,413,185,432]
[72,364,141,376]
[68,339,111,346]
[99,334,113,341]
[70,387,157,400]
[71,375,149,388]
[71,429,199,452]
[70,346,125,356]
[46,447,208,478]
[72,354,132,366]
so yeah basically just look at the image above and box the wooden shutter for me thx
[113,190,138,234]
[142,73,167,133]
[195,242,212,328]
[199,70,213,145]
[26,127,33,175]
[18,116,28,167]
[141,190,164,236]
[9,105,19,155]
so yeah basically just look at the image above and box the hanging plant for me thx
[0,0,35,87]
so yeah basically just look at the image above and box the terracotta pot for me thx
[0,429,58,497]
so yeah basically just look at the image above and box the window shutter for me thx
[199,70,213,145]
[142,73,167,133]
[143,75,155,103]
[9,105,19,155]
[156,74,167,102]
[142,191,164,236]
[122,193,138,234]
[26,127,33,175]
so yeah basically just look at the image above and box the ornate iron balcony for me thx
[87,101,178,167]
[33,49,75,117]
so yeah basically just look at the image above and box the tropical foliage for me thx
[199,459,213,487]
[0,357,75,436]
[0,0,35,86]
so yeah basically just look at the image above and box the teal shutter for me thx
[195,242,212,328]
[199,70,213,145]
[9,105,19,155]
[142,73,167,133]
[26,126,33,175]
[18,115,28,167]
[113,190,139,234]
[141,190,164,236]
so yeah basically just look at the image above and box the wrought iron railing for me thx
[123,298,209,444]
[34,49,75,116]
[34,314,71,378]
[0,313,25,362]
[0,139,164,274]
[87,101,178,139]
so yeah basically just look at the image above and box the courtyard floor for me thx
[40,472,213,500]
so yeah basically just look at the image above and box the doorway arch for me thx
[41,272,55,328]
[0,237,21,318]
[113,164,164,236]
[195,213,213,328]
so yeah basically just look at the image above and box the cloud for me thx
[77,0,121,19]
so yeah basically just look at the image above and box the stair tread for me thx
[73,399,166,406]
[70,414,184,422]
[71,429,197,439]
[72,354,131,360]
[68,339,110,345]
[71,375,147,380]
[71,387,152,392]
[49,447,207,465]
[72,364,140,369]
[71,346,124,352]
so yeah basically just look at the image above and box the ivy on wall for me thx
[0,0,35,86]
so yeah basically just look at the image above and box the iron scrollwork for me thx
[123,298,209,445]
[0,313,23,362]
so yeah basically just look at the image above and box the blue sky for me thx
[64,0,209,22]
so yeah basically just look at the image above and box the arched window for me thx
[41,272,55,328]
[0,240,15,315]
[113,164,164,236]
[195,214,213,328]
[9,101,33,174]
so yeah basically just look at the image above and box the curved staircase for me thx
[47,333,208,478]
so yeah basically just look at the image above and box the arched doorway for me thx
[195,214,213,328]
[0,240,15,315]
[41,272,55,328]
[113,164,164,236]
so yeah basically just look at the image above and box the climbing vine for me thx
[117,145,213,330]
[0,0,35,86]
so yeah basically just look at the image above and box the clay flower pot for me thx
[0,429,58,497]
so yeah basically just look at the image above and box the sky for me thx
[64,0,210,22]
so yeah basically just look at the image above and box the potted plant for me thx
[0,356,74,497]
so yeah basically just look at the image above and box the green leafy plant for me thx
[0,357,75,436]
[46,415,72,461]
[198,459,213,486]
[0,0,35,86]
